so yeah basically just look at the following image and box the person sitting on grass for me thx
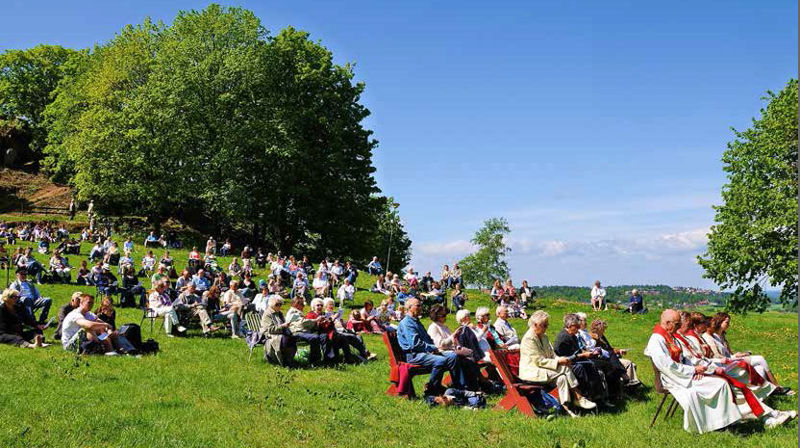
[396,285,414,305]
[0,289,48,349]
[519,310,596,416]
[228,257,242,279]
[490,279,506,303]
[519,280,536,307]
[55,292,82,340]
[292,272,308,299]
[323,298,376,362]
[259,295,296,366]
[421,281,445,306]
[10,268,52,327]
[312,271,329,298]
[336,278,355,307]
[252,281,270,314]
[95,296,117,331]
[120,265,146,308]
[360,300,386,334]
[139,250,156,277]
[150,264,170,290]
[397,298,465,396]
[367,256,382,276]
[221,280,245,338]
[148,281,186,338]
[60,293,119,355]
[590,280,606,311]
[17,248,45,284]
[450,283,468,310]
[174,283,219,337]
[285,296,328,366]
[192,269,211,293]
[144,231,159,248]
[624,289,645,314]
[48,250,71,283]
[76,260,92,286]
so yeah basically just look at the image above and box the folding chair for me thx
[244,312,263,362]
[139,306,163,338]
[650,360,678,428]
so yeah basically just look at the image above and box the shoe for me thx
[366,353,378,361]
[104,351,119,356]
[231,334,241,339]
[785,410,797,420]
[764,412,790,429]
[166,334,175,338]
[572,396,597,410]
[177,326,187,333]
[601,401,616,408]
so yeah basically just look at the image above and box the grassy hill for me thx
[0,238,796,448]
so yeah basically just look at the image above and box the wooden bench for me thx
[383,331,432,398]
[489,348,557,417]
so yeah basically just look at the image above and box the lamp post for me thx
[386,202,399,272]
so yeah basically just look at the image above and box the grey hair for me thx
[528,310,549,328]
[575,312,587,321]
[563,313,580,328]
[475,306,490,319]
[495,305,508,317]
[322,297,335,308]
[268,295,284,308]
[310,297,324,308]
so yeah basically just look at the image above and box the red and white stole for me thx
[685,330,712,358]
[652,325,682,362]
[674,331,702,359]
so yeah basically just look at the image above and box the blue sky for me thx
[3,1,797,288]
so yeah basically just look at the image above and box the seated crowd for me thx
[0,222,795,429]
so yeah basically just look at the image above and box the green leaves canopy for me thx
[698,79,798,313]
[42,5,393,260]
[459,217,511,289]
[0,44,79,162]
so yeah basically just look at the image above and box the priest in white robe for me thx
[645,309,793,433]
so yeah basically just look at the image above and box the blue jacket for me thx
[397,315,436,354]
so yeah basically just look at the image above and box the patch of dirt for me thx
[0,169,72,211]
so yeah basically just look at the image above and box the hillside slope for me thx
[0,168,72,212]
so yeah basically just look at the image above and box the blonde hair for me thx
[1,288,20,305]
[528,310,550,328]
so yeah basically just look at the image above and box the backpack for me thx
[118,323,142,349]
[140,338,159,354]
[527,388,563,415]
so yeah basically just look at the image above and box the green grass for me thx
[0,239,796,448]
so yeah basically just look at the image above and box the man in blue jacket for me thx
[397,298,464,395]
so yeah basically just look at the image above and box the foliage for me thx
[0,238,796,447]
[698,79,798,313]
[0,44,80,163]
[459,217,511,288]
[367,196,411,273]
[41,5,385,258]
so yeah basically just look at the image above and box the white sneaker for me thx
[572,396,597,410]
[177,326,187,333]
[764,412,790,429]
[104,351,119,356]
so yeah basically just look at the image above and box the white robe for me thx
[645,333,771,433]
[680,333,776,399]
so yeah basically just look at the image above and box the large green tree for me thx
[0,44,79,164]
[459,217,511,289]
[698,79,798,313]
[43,5,387,258]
